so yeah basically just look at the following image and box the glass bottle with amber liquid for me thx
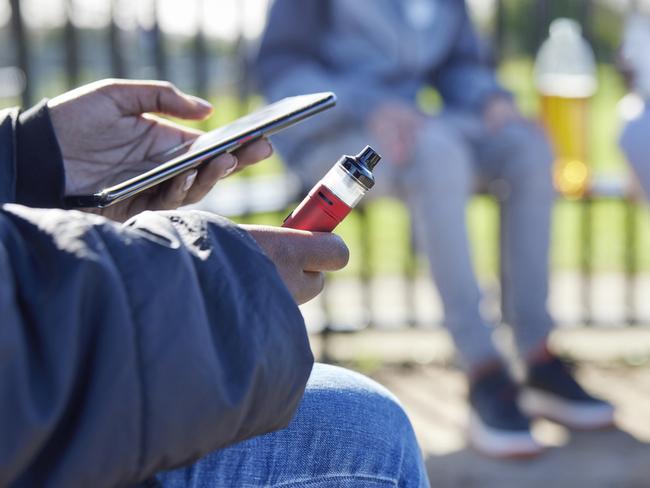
[534,18,597,199]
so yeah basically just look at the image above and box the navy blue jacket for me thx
[0,104,313,487]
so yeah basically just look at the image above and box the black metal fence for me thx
[2,0,648,333]
[3,0,259,106]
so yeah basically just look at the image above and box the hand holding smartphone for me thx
[64,92,337,208]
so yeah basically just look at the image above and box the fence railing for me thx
[2,0,648,336]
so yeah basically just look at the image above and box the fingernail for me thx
[183,170,198,192]
[187,95,212,111]
[221,154,238,178]
[264,141,274,158]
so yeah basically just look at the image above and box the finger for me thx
[294,232,350,272]
[180,139,272,199]
[240,225,349,272]
[231,138,274,171]
[183,153,238,204]
[150,169,197,210]
[294,271,325,305]
[102,79,213,120]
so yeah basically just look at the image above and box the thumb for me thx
[102,79,213,120]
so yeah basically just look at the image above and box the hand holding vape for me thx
[282,146,381,232]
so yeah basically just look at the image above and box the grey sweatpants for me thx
[291,111,555,370]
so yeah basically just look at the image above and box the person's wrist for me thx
[15,99,66,208]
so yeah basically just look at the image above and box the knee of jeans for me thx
[298,364,414,441]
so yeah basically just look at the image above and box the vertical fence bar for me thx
[64,0,80,88]
[193,0,208,100]
[580,197,594,326]
[405,218,418,328]
[534,0,549,52]
[9,0,32,106]
[234,1,253,115]
[494,0,506,63]
[357,205,375,328]
[625,200,639,325]
[109,0,126,78]
[498,197,510,328]
[579,0,593,45]
[151,0,167,80]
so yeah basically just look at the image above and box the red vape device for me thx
[283,146,381,232]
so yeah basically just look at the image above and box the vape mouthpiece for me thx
[356,146,381,170]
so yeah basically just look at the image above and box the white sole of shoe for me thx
[468,412,545,459]
[519,388,615,430]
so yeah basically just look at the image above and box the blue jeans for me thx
[156,364,429,487]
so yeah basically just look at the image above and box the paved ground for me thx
[311,329,650,488]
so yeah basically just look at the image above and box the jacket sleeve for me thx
[0,101,66,208]
[0,205,313,487]
[0,108,19,204]
[429,3,510,112]
[255,0,386,126]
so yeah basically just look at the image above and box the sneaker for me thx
[519,356,615,430]
[468,364,544,459]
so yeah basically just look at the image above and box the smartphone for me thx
[63,92,337,208]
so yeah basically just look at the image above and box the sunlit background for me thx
[0,0,269,38]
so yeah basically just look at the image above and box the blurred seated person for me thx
[619,13,650,199]
[0,79,428,487]
[255,0,614,458]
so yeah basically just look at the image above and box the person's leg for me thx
[475,121,555,358]
[395,118,543,457]
[156,364,429,488]
[477,121,614,430]
[399,119,501,371]
[620,102,650,199]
